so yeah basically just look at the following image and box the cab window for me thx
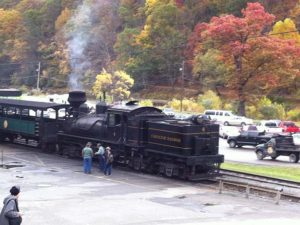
[108,114,121,126]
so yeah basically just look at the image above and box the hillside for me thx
[0,0,300,115]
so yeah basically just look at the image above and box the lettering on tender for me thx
[151,134,181,143]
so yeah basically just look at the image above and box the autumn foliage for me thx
[189,2,300,115]
[1,0,300,110]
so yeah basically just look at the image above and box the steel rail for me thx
[219,168,300,188]
[218,168,300,204]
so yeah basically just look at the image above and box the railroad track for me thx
[218,169,300,204]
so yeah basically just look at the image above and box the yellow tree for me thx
[93,69,113,101]
[55,8,72,31]
[0,9,27,60]
[93,69,134,101]
[111,70,134,101]
[271,18,300,43]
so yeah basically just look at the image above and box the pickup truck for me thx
[256,120,282,134]
[227,131,273,148]
[255,134,300,163]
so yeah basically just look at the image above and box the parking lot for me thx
[1,144,300,225]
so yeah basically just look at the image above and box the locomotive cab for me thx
[106,112,123,143]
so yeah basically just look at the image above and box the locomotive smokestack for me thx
[68,91,87,109]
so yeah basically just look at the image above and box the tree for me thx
[111,70,135,101]
[55,8,71,31]
[0,8,28,85]
[198,90,222,110]
[93,69,134,101]
[271,18,300,43]
[189,3,300,115]
[93,69,113,101]
[121,0,188,86]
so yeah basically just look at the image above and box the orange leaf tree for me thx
[189,2,300,115]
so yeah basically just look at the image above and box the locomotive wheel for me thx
[55,144,63,155]
[289,153,299,163]
[41,143,48,152]
[133,157,142,171]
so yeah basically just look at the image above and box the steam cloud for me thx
[66,0,106,90]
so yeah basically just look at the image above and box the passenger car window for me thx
[225,113,230,116]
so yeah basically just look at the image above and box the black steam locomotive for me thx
[0,91,224,180]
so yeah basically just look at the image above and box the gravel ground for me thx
[0,145,300,225]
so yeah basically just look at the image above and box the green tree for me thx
[256,97,285,120]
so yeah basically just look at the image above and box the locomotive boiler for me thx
[57,91,224,180]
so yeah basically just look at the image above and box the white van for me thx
[204,110,253,126]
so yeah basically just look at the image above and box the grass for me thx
[221,162,300,182]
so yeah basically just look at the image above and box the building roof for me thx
[0,89,22,97]
[0,98,69,110]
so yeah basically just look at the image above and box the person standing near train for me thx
[82,142,93,174]
[95,143,105,172]
[0,185,23,225]
[104,147,113,176]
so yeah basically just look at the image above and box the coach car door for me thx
[107,113,122,143]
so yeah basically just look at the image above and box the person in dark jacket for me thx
[104,147,113,176]
[95,143,105,172]
[0,186,22,225]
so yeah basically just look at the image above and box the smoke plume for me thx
[66,0,107,90]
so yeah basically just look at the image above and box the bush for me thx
[198,90,222,110]
[139,99,153,107]
[246,105,257,119]
[254,97,285,120]
[287,109,300,121]
[168,98,204,112]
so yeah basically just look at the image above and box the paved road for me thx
[1,144,300,225]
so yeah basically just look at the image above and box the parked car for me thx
[204,110,253,126]
[256,120,283,134]
[162,108,175,117]
[227,130,273,148]
[279,121,300,133]
[219,124,240,139]
[174,113,191,120]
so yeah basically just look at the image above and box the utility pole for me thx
[180,60,185,112]
[1,148,3,168]
[37,62,41,91]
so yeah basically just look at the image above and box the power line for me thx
[0,61,39,66]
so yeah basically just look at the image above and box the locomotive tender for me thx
[0,91,224,180]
